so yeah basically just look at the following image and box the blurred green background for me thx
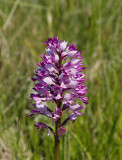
[0,0,121,159]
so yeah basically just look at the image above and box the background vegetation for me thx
[0,0,121,159]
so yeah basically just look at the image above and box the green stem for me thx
[54,120,61,160]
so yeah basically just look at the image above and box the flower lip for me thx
[58,126,66,136]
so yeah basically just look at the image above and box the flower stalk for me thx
[54,119,61,160]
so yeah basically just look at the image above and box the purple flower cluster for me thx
[29,37,88,137]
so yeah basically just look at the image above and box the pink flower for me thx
[28,37,88,136]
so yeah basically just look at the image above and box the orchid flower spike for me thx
[28,36,88,137]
